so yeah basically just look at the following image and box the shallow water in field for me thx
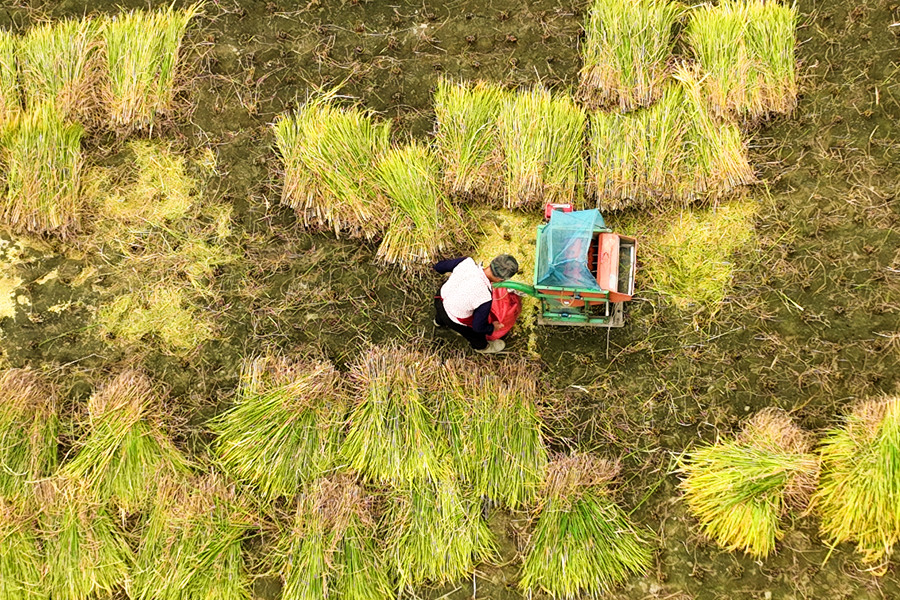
[2,0,900,598]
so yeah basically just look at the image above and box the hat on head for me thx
[490,254,519,280]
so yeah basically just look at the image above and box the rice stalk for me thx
[0,101,83,238]
[0,369,57,502]
[521,453,651,597]
[0,500,45,600]
[132,475,254,600]
[41,480,132,600]
[812,397,900,565]
[375,141,462,269]
[579,0,684,111]
[679,409,818,558]
[102,4,201,131]
[498,86,585,209]
[61,369,191,513]
[0,32,20,122]
[212,356,346,502]
[17,18,100,120]
[386,474,497,589]
[273,93,391,239]
[432,78,508,200]
[341,346,446,486]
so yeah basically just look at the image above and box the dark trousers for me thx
[434,297,488,350]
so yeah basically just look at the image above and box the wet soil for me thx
[2,0,900,598]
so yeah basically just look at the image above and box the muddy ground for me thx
[1,0,900,598]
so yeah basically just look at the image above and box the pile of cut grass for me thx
[17,18,99,120]
[438,360,547,510]
[497,86,585,209]
[0,32,20,122]
[375,141,462,269]
[102,4,200,131]
[687,0,798,122]
[61,370,191,512]
[579,0,683,111]
[277,474,391,600]
[813,396,900,565]
[0,500,44,600]
[341,346,446,486]
[213,357,346,502]
[386,473,496,589]
[521,454,651,597]
[41,480,132,600]
[432,78,508,201]
[273,94,391,239]
[132,476,254,600]
[0,102,83,238]
[0,369,58,502]
[679,409,819,558]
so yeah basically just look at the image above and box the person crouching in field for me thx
[433,254,519,354]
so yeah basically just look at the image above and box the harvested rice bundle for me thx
[0,500,45,600]
[277,474,391,600]
[273,94,391,239]
[61,370,191,512]
[102,4,201,131]
[680,409,818,558]
[213,357,346,502]
[0,102,83,238]
[41,480,132,600]
[132,475,254,600]
[687,0,798,122]
[17,18,100,120]
[498,86,585,209]
[386,474,496,589]
[521,454,651,598]
[579,0,683,111]
[341,346,446,486]
[0,32,20,122]
[375,141,462,269]
[433,78,508,200]
[438,360,547,510]
[813,397,900,565]
[0,369,58,502]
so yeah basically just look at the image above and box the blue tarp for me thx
[535,209,606,289]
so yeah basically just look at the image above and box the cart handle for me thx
[493,280,537,297]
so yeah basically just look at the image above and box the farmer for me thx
[433,254,519,354]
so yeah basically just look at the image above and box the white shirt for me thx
[440,258,492,325]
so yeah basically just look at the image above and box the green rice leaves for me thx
[213,357,346,502]
[680,409,819,558]
[0,32,20,122]
[0,501,45,600]
[813,397,900,565]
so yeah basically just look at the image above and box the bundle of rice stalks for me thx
[17,18,100,120]
[132,475,255,600]
[0,102,83,238]
[521,453,651,598]
[212,357,346,502]
[273,94,391,239]
[61,370,191,512]
[342,346,445,486]
[438,360,547,510]
[102,4,200,131]
[812,397,900,565]
[579,0,683,111]
[0,32,20,122]
[679,409,818,558]
[277,474,391,600]
[432,78,508,200]
[687,0,798,122]
[41,480,132,600]
[375,141,462,269]
[386,474,496,589]
[0,500,45,600]
[0,369,57,502]
[497,86,585,209]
